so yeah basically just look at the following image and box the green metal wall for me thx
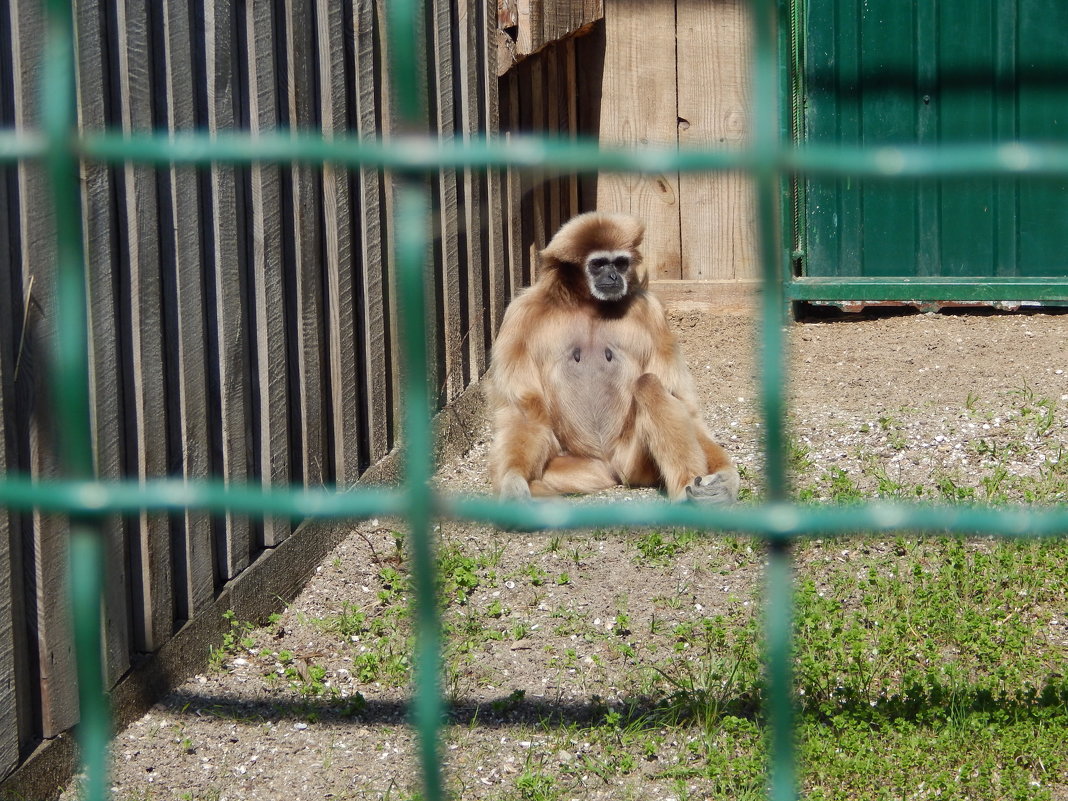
[795,0,1068,300]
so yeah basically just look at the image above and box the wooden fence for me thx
[0,0,609,785]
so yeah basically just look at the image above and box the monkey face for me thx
[585,250,632,302]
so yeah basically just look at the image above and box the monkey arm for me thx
[631,294,703,412]
[486,297,562,497]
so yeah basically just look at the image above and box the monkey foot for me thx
[684,468,739,504]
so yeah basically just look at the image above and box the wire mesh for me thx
[3,1,1068,800]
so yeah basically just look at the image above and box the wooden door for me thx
[595,0,759,302]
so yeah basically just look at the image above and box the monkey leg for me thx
[625,373,711,501]
[530,455,619,497]
[490,407,560,500]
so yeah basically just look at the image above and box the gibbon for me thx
[486,211,739,504]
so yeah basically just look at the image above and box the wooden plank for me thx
[201,0,252,578]
[480,0,509,337]
[315,0,361,485]
[515,0,542,57]
[283,0,327,488]
[500,0,603,71]
[677,0,757,281]
[563,39,579,218]
[529,58,548,272]
[649,279,760,314]
[353,0,391,463]
[545,0,574,49]
[156,0,214,623]
[0,2,35,756]
[372,0,401,459]
[245,0,290,544]
[545,45,562,237]
[574,18,604,211]
[73,0,131,686]
[114,0,173,653]
[503,74,525,292]
[457,0,488,379]
[0,319,15,779]
[428,0,464,402]
[595,0,681,279]
[8,0,79,738]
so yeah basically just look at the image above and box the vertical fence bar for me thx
[386,1,443,800]
[752,1,795,800]
[40,0,107,799]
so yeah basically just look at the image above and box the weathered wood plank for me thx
[244,0,290,545]
[114,0,173,653]
[528,58,547,276]
[74,0,131,687]
[565,38,580,217]
[503,73,525,292]
[545,45,562,237]
[649,278,760,313]
[9,0,79,738]
[515,0,541,57]
[201,0,252,578]
[353,0,391,464]
[156,0,214,623]
[481,0,509,335]
[0,2,35,757]
[372,0,401,460]
[457,0,488,379]
[283,0,327,488]
[499,0,603,72]
[677,0,757,281]
[0,316,16,779]
[428,0,464,402]
[595,0,681,279]
[316,0,361,486]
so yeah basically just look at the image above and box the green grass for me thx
[190,392,1068,800]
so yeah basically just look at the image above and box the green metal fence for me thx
[3,0,1068,799]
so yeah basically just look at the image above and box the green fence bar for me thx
[386,0,444,797]
[41,0,110,799]
[2,475,1067,538]
[40,131,1068,179]
[395,185,446,801]
[4,1,1068,800]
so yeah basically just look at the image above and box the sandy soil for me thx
[67,306,1068,801]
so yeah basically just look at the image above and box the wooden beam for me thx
[649,279,760,314]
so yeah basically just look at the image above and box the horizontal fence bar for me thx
[443,496,1068,538]
[6,130,1068,178]
[2,475,1067,538]
[0,476,408,520]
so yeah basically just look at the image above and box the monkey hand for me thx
[684,467,739,505]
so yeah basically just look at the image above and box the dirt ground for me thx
[68,306,1068,801]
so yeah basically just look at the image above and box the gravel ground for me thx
[66,307,1068,801]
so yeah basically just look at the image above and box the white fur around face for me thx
[585,250,631,302]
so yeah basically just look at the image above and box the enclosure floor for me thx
[65,308,1068,801]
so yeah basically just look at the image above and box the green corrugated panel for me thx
[799,0,1068,293]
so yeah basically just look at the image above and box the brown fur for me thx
[487,212,738,503]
